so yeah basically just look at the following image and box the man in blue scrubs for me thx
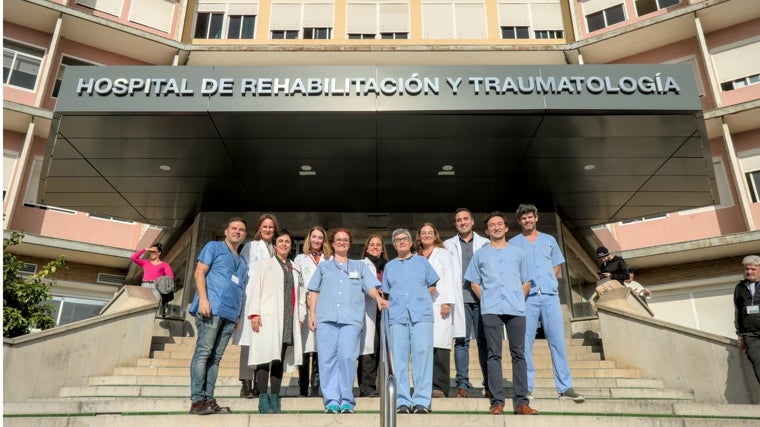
[465,211,537,416]
[509,204,584,403]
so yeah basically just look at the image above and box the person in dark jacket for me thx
[596,246,630,284]
[734,255,760,384]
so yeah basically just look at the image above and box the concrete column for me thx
[721,120,755,230]
[693,14,722,108]
[34,15,63,108]
[4,121,36,228]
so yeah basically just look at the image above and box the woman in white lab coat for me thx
[358,234,389,397]
[233,213,278,398]
[414,223,459,398]
[247,229,306,414]
[293,226,332,397]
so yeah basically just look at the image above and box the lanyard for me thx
[334,259,351,276]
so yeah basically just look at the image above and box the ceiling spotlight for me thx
[159,165,171,171]
[299,164,316,176]
[584,164,596,171]
[438,165,455,176]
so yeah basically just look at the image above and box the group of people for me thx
[173,205,592,417]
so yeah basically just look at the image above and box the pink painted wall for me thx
[3,23,54,107]
[705,19,760,108]
[4,131,161,250]
[578,0,690,38]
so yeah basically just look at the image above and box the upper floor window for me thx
[346,1,409,40]
[586,4,626,33]
[740,153,760,204]
[3,40,44,91]
[380,32,408,39]
[422,2,487,39]
[720,73,760,92]
[228,15,256,39]
[535,30,564,39]
[747,170,760,203]
[303,27,332,39]
[712,40,760,93]
[271,30,299,39]
[635,0,681,17]
[501,26,529,39]
[53,57,95,98]
[195,12,224,38]
[498,1,564,41]
[270,1,333,40]
[3,151,19,201]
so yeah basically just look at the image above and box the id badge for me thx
[349,270,360,279]
[231,275,240,284]
[747,305,760,315]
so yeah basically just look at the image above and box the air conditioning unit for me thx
[97,273,126,286]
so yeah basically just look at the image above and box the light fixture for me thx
[438,164,455,176]
[584,164,596,171]
[159,164,171,171]
[299,164,316,176]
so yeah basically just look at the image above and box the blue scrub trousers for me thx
[525,292,573,394]
[315,321,361,409]
[390,318,433,408]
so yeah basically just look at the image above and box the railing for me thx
[379,309,397,427]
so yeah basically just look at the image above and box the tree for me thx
[3,231,66,338]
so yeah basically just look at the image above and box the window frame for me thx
[586,4,627,33]
[3,39,45,91]
[52,56,97,99]
[303,27,332,40]
[195,11,225,39]
[227,15,257,39]
[271,30,299,39]
[501,26,530,40]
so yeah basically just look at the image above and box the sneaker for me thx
[412,405,431,414]
[189,399,214,415]
[324,404,339,414]
[396,405,411,414]
[527,391,534,400]
[340,404,355,414]
[559,388,585,403]
[206,399,232,414]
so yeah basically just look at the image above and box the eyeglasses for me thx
[334,238,350,243]
[394,237,410,243]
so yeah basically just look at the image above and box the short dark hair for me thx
[226,217,247,229]
[274,229,293,242]
[484,211,507,226]
[151,242,164,254]
[515,203,538,219]
[454,207,472,216]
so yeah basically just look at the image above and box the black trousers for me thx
[357,315,381,395]
[432,348,451,395]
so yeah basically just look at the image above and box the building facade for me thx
[3,0,759,337]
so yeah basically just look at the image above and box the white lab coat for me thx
[293,252,326,353]
[246,257,306,373]
[427,246,459,349]
[360,258,381,356]
[232,240,273,346]
[444,232,489,340]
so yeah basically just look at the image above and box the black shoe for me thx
[240,380,255,399]
[412,405,431,414]
[207,399,232,414]
[397,405,411,414]
[189,400,214,415]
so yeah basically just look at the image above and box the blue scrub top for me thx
[382,255,439,325]
[509,233,565,295]
[308,258,380,328]
[189,241,248,322]
[464,244,529,316]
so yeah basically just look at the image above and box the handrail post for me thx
[380,310,396,427]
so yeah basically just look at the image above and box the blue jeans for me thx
[190,314,236,403]
[454,302,488,390]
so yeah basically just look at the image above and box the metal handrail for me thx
[379,308,397,427]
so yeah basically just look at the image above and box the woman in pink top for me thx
[131,243,174,303]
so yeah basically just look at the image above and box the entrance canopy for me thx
[43,65,715,230]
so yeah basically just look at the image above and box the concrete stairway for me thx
[4,335,759,426]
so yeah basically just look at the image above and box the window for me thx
[534,30,564,39]
[3,40,44,90]
[635,0,680,17]
[586,4,626,32]
[747,170,760,203]
[271,30,299,39]
[720,73,760,91]
[227,15,256,39]
[348,33,376,39]
[53,57,95,98]
[303,27,332,40]
[50,296,107,327]
[380,32,408,39]
[501,26,530,39]
[195,12,224,39]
